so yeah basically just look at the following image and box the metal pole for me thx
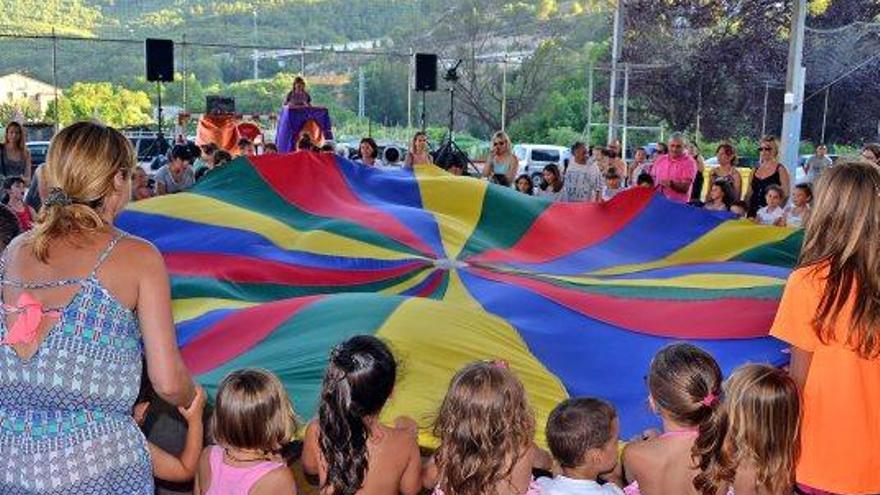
[761,81,769,137]
[182,33,187,111]
[586,63,594,143]
[358,67,365,118]
[407,48,413,129]
[51,28,59,131]
[621,63,629,159]
[695,86,702,146]
[501,54,508,132]
[780,0,807,194]
[300,40,306,74]
[820,86,830,143]
[252,10,259,80]
[607,0,624,144]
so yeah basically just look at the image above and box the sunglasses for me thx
[759,147,773,152]
[493,142,505,146]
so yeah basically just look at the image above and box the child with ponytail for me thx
[302,335,422,495]
[693,364,800,495]
[621,343,723,495]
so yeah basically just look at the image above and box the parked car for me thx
[26,140,50,169]
[513,144,569,185]
[125,132,171,174]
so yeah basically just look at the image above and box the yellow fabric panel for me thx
[172,297,258,323]
[442,269,484,310]
[376,296,568,449]
[378,267,436,295]
[592,221,795,276]
[415,165,487,259]
[129,194,419,261]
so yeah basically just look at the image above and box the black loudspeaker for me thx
[145,38,174,82]
[206,95,236,114]
[414,53,438,92]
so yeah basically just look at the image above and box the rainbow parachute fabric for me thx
[118,152,801,442]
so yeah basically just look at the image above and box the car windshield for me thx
[531,149,560,162]
[513,145,527,161]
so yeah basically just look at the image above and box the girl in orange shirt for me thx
[770,160,880,495]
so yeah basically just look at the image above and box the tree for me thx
[0,99,44,124]
[52,82,152,127]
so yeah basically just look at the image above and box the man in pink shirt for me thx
[651,133,697,203]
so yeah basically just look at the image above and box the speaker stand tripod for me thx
[433,84,477,175]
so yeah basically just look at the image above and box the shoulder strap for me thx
[89,230,127,278]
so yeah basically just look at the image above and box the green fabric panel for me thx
[196,159,423,257]
[458,185,551,258]
[733,230,804,268]
[194,293,405,420]
[171,267,431,302]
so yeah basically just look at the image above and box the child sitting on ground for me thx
[195,369,297,495]
[622,343,723,495]
[693,364,800,495]
[755,185,785,226]
[538,397,625,494]
[133,377,207,483]
[423,361,553,495]
[302,335,422,495]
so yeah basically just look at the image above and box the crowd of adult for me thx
[1,118,878,494]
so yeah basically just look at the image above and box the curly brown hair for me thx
[432,362,535,495]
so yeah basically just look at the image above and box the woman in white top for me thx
[483,131,519,187]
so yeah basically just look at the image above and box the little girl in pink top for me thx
[195,369,298,495]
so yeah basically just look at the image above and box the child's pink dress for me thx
[204,445,287,495]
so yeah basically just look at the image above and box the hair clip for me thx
[44,187,72,207]
[701,392,718,407]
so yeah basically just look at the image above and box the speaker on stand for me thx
[414,53,437,131]
[145,38,174,156]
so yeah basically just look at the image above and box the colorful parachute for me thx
[118,153,801,443]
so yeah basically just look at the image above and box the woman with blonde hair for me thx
[0,121,195,494]
[1,121,32,183]
[483,131,519,186]
[745,136,790,217]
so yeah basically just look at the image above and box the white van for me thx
[513,144,569,185]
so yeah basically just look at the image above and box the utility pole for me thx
[780,0,807,194]
[501,54,508,132]
[51,28,59,132]
[300,40,306,74]
[607,0,625,144]
[621,64,629,158]
[820,87,830,143]
[408,48,414,129]
[252,9,259,80]
[761,81,770,137]
[586,63,594,144]
[358,67,365,119]
[182,33,187,110]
